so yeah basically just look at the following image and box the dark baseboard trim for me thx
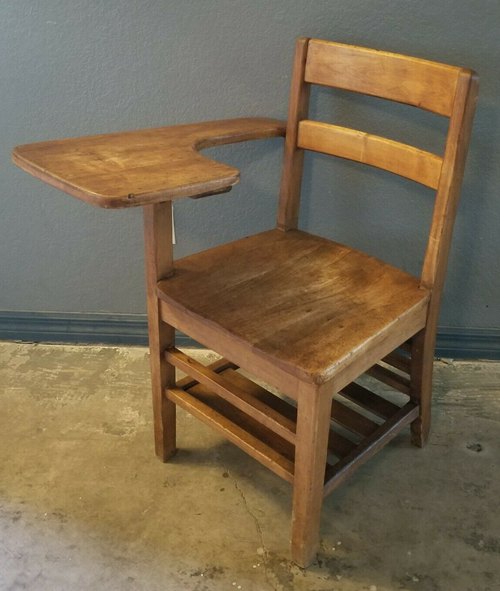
[434,326,500,360]
[0,311,154,346]
[0,311,499,360]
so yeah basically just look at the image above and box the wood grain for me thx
[143,202,176,460]
[421,71,479,290]
[180,366,356,463]
[291,382,333,567]
[305,39,461,116]
[366,363,411,394]
[298,120,443,189]
[13,118,285,208]
[323,402,419,497]
[330,399,380,437]
[183,368,297,466]
[157,229,430,389]
[277,37,311,230]
[12,36,479,569]
[176,357,239,391]
[339,382,400,420]
[166,387,295,482]
[412,69,479,445]
[166,347,297,444]
[219,369,357,460]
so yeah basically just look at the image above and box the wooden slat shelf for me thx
[323,402,419,497]
[176,356,238,390]
[330,399,381,437]
[222,370,357,460]
[339,382,400,420]
[366,363,411,394]
[167,350,418,495]
[167,386,296,482]
[382,350,411,374]
[166,347,297,444]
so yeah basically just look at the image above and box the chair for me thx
[13,38,478,567]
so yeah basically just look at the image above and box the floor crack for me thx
[230,473,277,591]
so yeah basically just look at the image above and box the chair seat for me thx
[157,229,430,387]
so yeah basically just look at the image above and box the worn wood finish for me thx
[339,382,400,420]
[409,329,431,446]
[175,365,357,468]
[13,118,285,208]
[143,202,176,461]
[323,402,419,497]
[13,37,478,569]
[157,229,429,390]
[168,344,417,562]
[166,387,295,482]
[305,39,461,116]
[184,369,295,464]
[422,72,479,290]
[166,347,297,444]
[291,383,333,566]
[330,399,380,437]
[215,369,357,460]
[298,120,443,189]
[277,37,311,230]
[412,70,479,445]
[366,363,411,395]
[176,357,239,391]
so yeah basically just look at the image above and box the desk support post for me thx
[143,201,177,461]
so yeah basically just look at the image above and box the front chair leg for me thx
[144,202,177,461]
[291,383,332,567]
[147,317,177,461]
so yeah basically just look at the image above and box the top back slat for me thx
[305,39,461,116]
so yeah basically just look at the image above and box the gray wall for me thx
[1,1,499,329]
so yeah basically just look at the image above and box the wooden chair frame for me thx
[13,38,478,568]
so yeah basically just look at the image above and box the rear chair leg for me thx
[291,383,332,567]
[410,329,436,447]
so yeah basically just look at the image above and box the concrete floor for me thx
[0,342,498,591]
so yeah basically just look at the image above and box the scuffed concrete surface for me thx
[0,342,499,591]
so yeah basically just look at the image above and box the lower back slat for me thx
[298,120,443,189]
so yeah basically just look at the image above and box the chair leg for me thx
[147,313,177,461]
[410,328,436,447]
[291,383,332,567]
[144,202,177,461]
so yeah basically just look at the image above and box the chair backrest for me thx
[277,38,478,295]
